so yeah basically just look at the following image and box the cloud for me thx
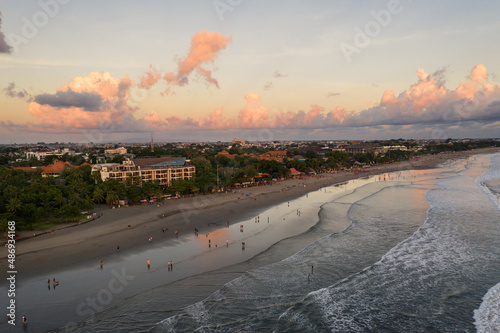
[244,92,261,104]
[34,89,102,111]
[0,11,12,54]
[138,65,161,89]
[27,72,143,131]
[4,65,500,141]
[263,81,273,90]
[145,31,232,94]
[327,92,340,97]
[273,71,288,78]
[3,82,30,99]
[238,94,269,128]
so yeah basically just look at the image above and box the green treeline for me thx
[1,140,498,232]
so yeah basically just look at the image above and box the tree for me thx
[105,192,119,206]
[6,197,22,214]
[304,150,317,159]
[242,165,258,180]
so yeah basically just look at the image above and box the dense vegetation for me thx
[1,139,498,232]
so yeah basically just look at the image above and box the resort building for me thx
[92,157,195,187]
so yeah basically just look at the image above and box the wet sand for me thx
[2,148,498,281]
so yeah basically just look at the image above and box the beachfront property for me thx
[92,157,195,187]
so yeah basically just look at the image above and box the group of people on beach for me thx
[47,278,59,290]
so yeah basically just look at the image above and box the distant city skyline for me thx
[1,0,499,144]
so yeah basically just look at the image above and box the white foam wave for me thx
[475,154,500,211]
[474,282,500,333]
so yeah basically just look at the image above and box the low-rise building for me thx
[13,159,89,177]
[104,147,127,155]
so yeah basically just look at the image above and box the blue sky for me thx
[0,0,499,143]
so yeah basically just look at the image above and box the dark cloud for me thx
[0,11,12,54]
[263,81,273,90]
[3,82,30,99]
[431,66,448,86]
[273,71,288,78]
[34,89,103,111]
[327,92,340,97]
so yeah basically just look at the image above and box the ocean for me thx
[13,152,500,332]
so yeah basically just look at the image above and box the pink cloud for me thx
[5,64,500,139]
[380,68,448,113]
[27,72,141,132]
[238,94,269,128]
[138,65,162,89]
[244,93,261,104]
[142,31,232,94]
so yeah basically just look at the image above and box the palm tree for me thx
[105,192,119,206]
[91,171,101,184]
[93,187,105,204]
[7,197,22,214]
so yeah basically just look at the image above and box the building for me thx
[104,147,127,155]
[25,148,76,160]
[217,150,237,160]
[258,150,287,162]
[232,139,245,145]
[289,168,302,177]
[92,157,195,187]
[12,159,89,177]
[343,144,379,154]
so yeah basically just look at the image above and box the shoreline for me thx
[2,147,498,280]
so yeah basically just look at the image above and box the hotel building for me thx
[92,157,195,187]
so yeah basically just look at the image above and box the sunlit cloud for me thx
[1,65,499,139]
[137,31,232,95]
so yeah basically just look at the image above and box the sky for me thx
[0,0,499,144]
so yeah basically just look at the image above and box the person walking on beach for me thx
[147,259,150,269]
[311,265,313,274]
[100,259,103,269]
[22,315,27,325]
[308,274,311,282]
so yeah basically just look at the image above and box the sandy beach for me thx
[2,148,498,281]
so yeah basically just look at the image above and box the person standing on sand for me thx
[147,259,150,269]
[100,259,103,269]
[311,265,313,273]
[22,315,27,325]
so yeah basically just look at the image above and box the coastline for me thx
[2,147,498,280]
